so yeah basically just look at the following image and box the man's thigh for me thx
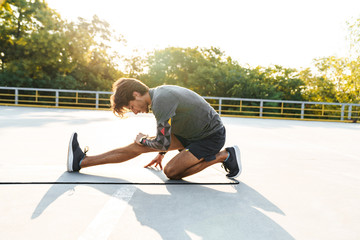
[167,134,185,151]
[164,149,201,176]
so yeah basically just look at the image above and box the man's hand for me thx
[144,153,164,170]
[135,133,148,145]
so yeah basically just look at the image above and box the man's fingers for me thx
[144,159,163,170]
[144,160,154,168]
[154,161,163,170]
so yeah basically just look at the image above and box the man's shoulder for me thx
[153,85,198,98]
[153,85,184,92]
[151,86,180,109]
[152,85,182,100]
[150,86,181,122]
[152,85,174,100]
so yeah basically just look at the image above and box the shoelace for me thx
[84,146,89,155]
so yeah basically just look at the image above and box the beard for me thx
[141,102,150,113]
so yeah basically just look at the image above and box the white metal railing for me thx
[203,96,360,121]
[0,86,112,109]
[1,86,359,122]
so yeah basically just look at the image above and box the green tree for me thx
[302,18,360,103]
[263,65,305,101]
[63,15,124,90]
[299,67,337,102]
[144,46,306,100]
[123,51,147,79]
[191,47,243,97]
[228,66,281,99]
[145,47,201,88]
[145,47,244,96]
[0,0,124,90]
[0,0,63,86]
[310,56,359,103]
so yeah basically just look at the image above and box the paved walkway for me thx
[0,106,359,240]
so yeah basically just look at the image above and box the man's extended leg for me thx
[73,133,184,170]
[80,142,153,168]
[163,149,229,180]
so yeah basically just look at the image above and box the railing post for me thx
[348,105,352,120]
[301,103,305,119]
[340,105,345,121]
[55,91,59,107]
[15,89,18,105]
[218,99,222,115]
[259,101,263,117]
[96,93,99,109]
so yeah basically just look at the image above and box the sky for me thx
[46,0,360,69]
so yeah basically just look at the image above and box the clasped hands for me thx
[135,132,164,170]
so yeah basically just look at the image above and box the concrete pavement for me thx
[0,106,359,240]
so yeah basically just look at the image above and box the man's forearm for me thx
[140,118,172,151]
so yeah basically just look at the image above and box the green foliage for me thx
[306,56,360,103]
[0,0,359,104]
[0,0,123,90]
[121,16,360,103]
[142,47,305,100]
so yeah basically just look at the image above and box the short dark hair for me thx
[110,78,149,117]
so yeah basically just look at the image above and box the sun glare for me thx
[46,0,360,69]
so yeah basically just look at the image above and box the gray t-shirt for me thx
[149,85,223,141]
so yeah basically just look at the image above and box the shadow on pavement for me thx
[31,172,294,239]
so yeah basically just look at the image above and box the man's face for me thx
[127,92,149,115]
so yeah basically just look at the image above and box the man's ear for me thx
[132,91,141,98]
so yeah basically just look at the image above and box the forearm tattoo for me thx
[141,118,172,151]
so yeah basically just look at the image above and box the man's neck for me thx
[144,92,152,105]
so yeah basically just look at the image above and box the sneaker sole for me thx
[232,145,242,178]
[67,132,75,172]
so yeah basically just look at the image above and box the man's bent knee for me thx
[164,165,182,180]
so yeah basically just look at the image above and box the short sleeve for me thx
[151,89,178,123]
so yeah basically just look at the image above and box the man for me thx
[67,78,241,179]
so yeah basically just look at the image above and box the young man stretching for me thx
[67,78,241,179]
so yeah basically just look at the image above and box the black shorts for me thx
[174,126,226,162]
